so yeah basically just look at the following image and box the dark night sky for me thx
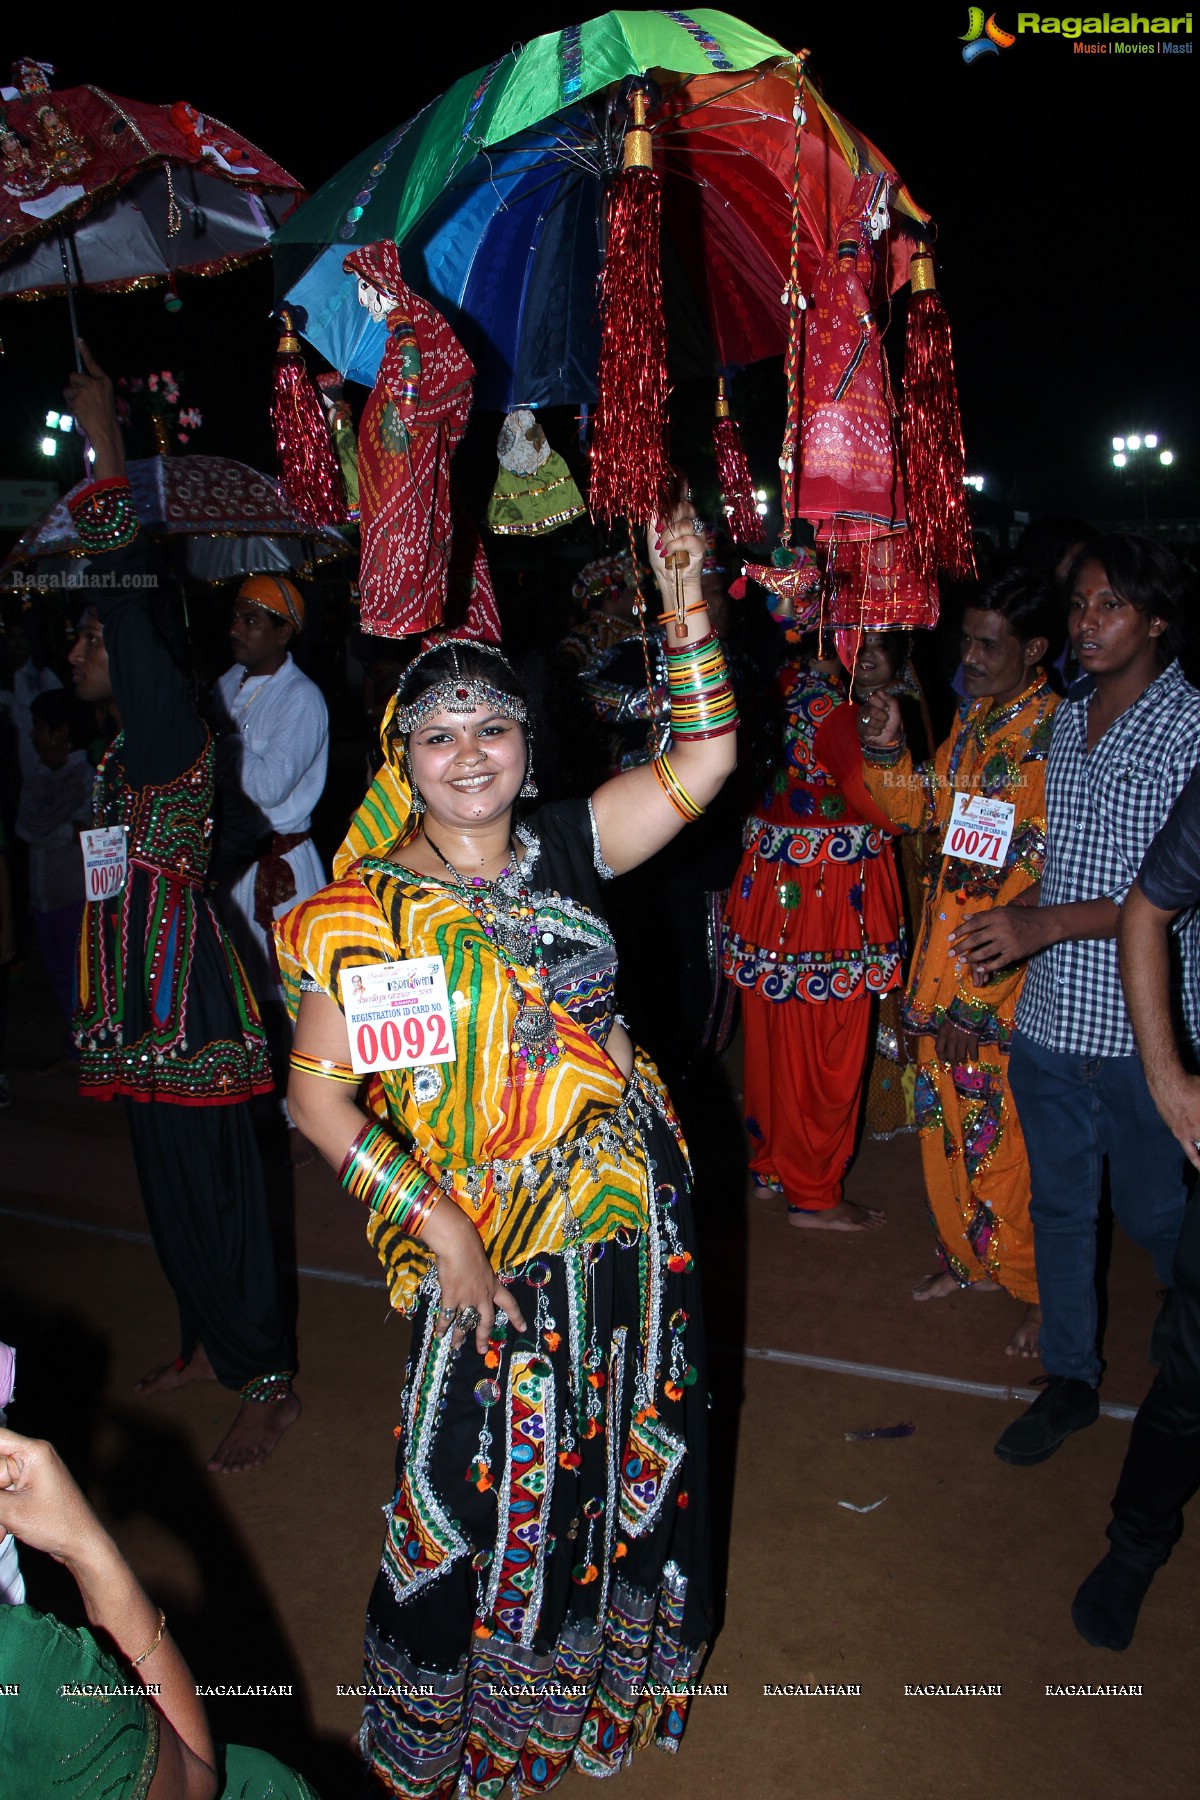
[3,7,1195,525]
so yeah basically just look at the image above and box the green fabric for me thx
[0,1605,322,1799]
[222,1743,322,1799]
[486,454,585,535]
[0,1604,158,1799]
[479,10,790,145]
[272,10,790,252]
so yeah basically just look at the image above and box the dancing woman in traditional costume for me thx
[722,631,908,1229]
[279,505,735,1796]
[63,351,298,1476]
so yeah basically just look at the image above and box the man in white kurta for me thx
[211,575,328,1007]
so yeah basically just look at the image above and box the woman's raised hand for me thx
[646,493,707,597]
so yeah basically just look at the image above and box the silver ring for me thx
[455,1305,482,1333]
[690,516,704,534]
[439,1304,457,1318]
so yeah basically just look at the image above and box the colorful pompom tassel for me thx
[271,311,345,530]
[588,90,672,527]
[730,545,822,634]
[713,378,760,543]
[902,251,976,582]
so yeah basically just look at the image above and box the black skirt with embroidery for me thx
[361,1102,711,1798]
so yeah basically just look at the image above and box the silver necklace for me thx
[422,831,561,1070]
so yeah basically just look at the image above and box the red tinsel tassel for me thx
[588,96,672,527]
[271,315,345,531]
[713,381,759,543]
[902,265,975,583]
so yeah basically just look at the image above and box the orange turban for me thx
[237,574,304,629]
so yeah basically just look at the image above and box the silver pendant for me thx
[513,1003,554,1046]
[496,915,533,963]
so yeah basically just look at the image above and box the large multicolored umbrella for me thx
[0,455,350,589]
[276,11,928,406]
[0,60,302,320]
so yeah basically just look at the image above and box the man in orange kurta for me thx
[861,573,1060,1354]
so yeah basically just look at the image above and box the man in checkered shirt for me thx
[949,535,1200,1466]
[1072,758,1200,1648]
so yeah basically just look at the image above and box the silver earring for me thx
[519,768,538,799]
[402,750,426,813]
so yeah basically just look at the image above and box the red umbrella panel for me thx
[651,65,927,371]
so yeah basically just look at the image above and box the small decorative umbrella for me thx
[0,58,303,352]
[0,454,350,590]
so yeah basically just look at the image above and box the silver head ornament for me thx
[393,677,530,734]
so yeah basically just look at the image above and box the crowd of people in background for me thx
[3,373,1200,1788]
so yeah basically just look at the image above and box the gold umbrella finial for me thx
[623,88,652,171]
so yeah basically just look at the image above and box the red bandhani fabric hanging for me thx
[795,169,936,634]
[796,169,905,542]
[344,241,496,640]
[827,532,938,654]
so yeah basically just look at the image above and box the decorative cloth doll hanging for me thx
[796,169,905,542]
[797,171,937,635]
[344,241,497,641]
[486,410,584,536]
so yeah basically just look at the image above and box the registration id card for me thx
[939,792,1015,870]
[80,825,128,899]
[339,957,457,1074]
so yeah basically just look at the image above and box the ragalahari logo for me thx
[961,8,1017,59]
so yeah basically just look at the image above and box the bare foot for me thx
[787,1200,886,1232]
[1005,1303,1042,1358]
[207,1390,301,1475]
[912,1272,1000,1301]
[136,1345,218,1395]
[288,1127,316,1169]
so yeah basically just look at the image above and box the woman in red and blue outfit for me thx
[722,630,909,1229]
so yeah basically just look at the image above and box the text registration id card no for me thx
[340,957,457,1074]
[80,825,128,899]
[939,791,1015,870]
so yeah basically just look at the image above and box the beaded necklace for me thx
[422,830,561,1071]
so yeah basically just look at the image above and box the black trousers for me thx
[124,1099,294,1392]
[1107,1185,1200,1569]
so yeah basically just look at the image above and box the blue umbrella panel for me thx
[283,104,725,410]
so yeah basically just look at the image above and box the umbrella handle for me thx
[57,232,83,372]
[663,549,693,638]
